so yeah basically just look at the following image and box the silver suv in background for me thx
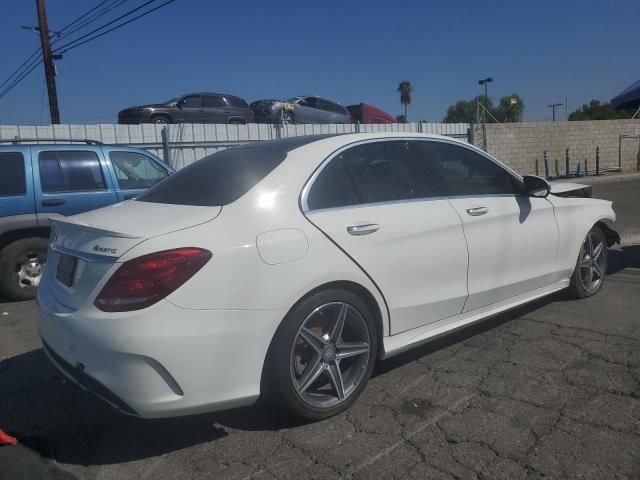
[118,93,254,125]
[251,96,352,124]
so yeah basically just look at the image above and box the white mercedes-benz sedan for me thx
[37,133,619,420]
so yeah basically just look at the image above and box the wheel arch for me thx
[259,279,386,396]
[0,227,50,251]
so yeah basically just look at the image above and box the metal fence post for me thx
[535,158,539,176]
[584,157,588,176]
[565,147,570,177]
[555,158,559,177]
[544,150,549,179]
[161,126,171,166]
[596,146,600,176]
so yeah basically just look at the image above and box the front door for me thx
[303,140,469,334]
[415,140,559,312]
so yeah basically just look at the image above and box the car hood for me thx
[550,182,592,198]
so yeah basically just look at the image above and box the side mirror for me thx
[523,175,550,198]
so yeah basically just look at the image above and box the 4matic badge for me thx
[93,244,118,255]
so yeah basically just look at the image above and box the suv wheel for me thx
[0,238,49,301]
[151,115,171,125]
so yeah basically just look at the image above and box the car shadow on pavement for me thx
[0,348,304,467]
[607,244,640,274]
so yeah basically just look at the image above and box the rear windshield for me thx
[137,144,288,206]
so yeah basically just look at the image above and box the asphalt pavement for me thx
[1,175,639,480]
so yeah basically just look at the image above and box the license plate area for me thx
[56,253,77,287]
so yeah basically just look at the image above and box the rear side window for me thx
[38,151,106,193]
[0,152,26,196]
[138,145,287,206]
[109,151,168,189]
[341,141,438,204]
[414,142,521,196]
[228,97,249,108]
[203,95,225,108]
[307,159,358,210]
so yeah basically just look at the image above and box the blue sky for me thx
[1,0,638,125]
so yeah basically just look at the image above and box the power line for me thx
[53,0,130,44]
[56,0,115,33]
[0,58,42,100]
[53,0,162,53]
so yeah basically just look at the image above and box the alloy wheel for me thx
[16,252,44,289]
[290,302,371,408]
[579,231,606,293]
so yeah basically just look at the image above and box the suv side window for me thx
[333,104,348,115]
[39,151,106,193]
[414,141,522,196]
[341,141,436,204]
[306,158,359,210]
[181,95,202,108]
[0,152,26,196]
[109,151,169,189]
[203,95,225,108]
[317,99,335,112]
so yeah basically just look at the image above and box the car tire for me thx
[569,225,608,298]
[0,237,49,301]
[151,115,171,125]
[278,110,294,125]
[266,288,377,421]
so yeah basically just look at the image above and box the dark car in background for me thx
[118,93,254,125]
[347,103,395,124]
[250,96,352,124]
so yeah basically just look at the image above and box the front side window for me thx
[306,158,358,210]
[298,97,317,108]
[0,152,26,196]
[317,99,335,112]
[180,95,202,108]
[414,141,522,196]
[341,141,437,204]
[109,151,168,189]
[228,97,249,108]
[39,151,106,193]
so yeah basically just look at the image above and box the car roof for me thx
[181,92,244,99]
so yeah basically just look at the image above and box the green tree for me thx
[443,94,525,123]
[395,114,407,123]
[495,94,524,122]
[397,81,413,121]
[568,100,635,120]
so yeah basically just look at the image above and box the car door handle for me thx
[41,199,65,206]
[466,206,489,216]
[347,223,380,236]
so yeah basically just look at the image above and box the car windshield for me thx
[286,97,303,103]
[164,96,181,104]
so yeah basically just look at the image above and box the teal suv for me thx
[0,139,173,300]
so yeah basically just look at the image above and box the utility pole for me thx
[36,0,60,124]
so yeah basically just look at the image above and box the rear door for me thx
[0,149,34,218]
[104,148,171,201]
[294,97,319,123]
[202,94,229,123]
[416,140,559,311]
[303,140,469,334]
[33,147,118,218]
[316,98,337,123]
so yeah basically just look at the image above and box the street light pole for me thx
[477,77,493,151]
[548,103,563,122]
[35,0,61,124]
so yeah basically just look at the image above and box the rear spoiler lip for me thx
[50,218,144,240]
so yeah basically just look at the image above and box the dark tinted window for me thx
[415,141,521,196]
[203,95,225,108]
[0,152,26,196]
[307,159,358,210]
[228,96,249,108]
[317,99,335,112]
[341,141,438,203]
[138,144,288,206]
[333,104,349,115]
[39,151,106,193]
[298,97,317,108]
[181,95,202,108]
[109,151,168,189]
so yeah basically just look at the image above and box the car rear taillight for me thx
[94,248,212,312]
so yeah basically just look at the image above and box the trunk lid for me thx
[47,201,221,310]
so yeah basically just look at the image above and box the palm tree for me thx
[397,81,413,121]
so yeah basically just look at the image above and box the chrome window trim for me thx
[300,136,523,213]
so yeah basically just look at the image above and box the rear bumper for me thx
[37,278,286,418]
